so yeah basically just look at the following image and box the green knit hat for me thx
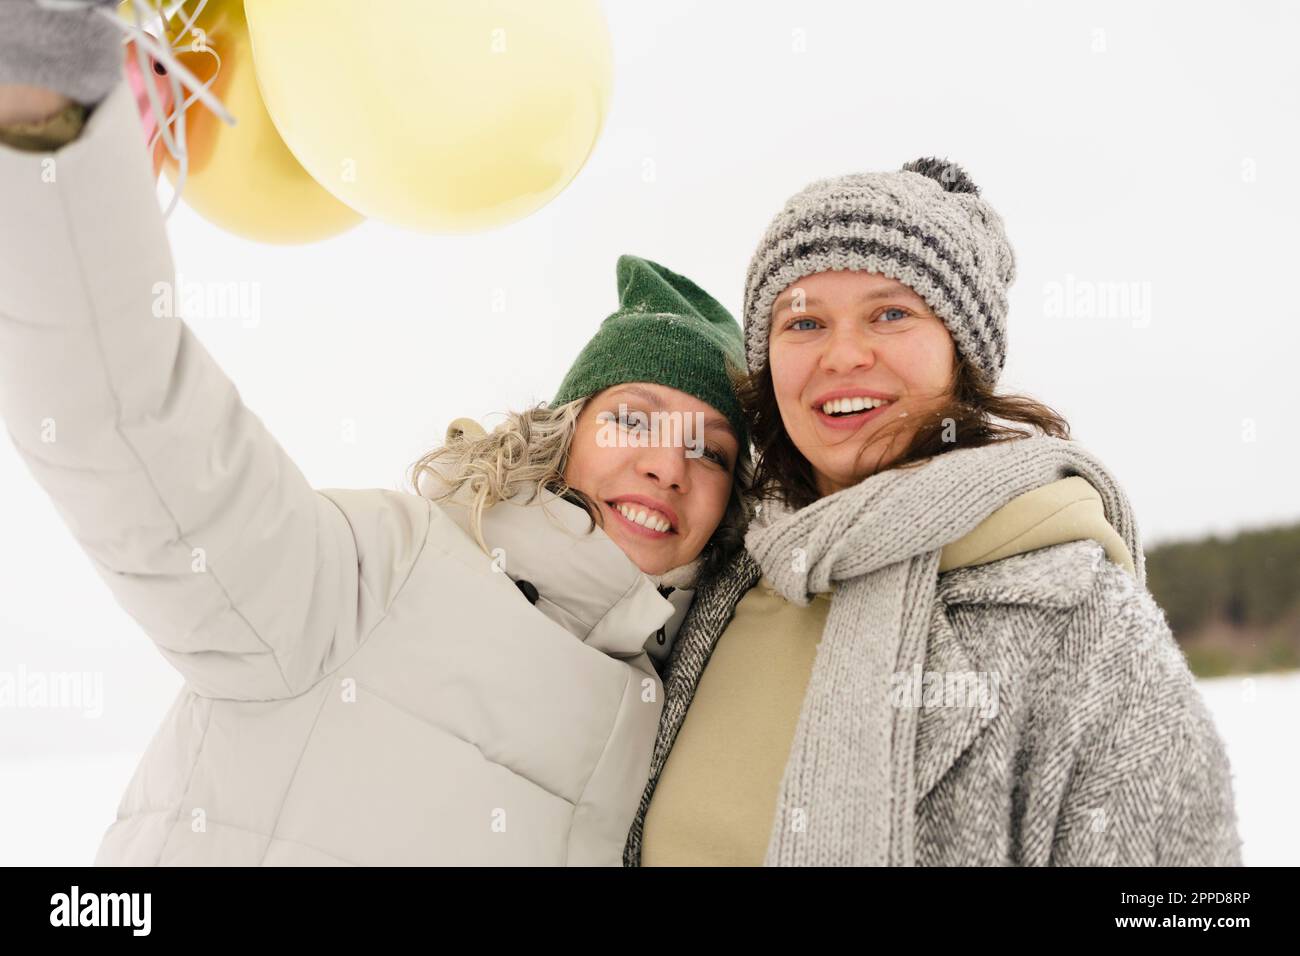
[551,255,748,447]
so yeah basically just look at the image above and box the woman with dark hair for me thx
[626,159,1243,867]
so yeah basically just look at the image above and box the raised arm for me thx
[0,20,432,700]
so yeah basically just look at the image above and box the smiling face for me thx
[768,270,956,497]
[562,382,740,575]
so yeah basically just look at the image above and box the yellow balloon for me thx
[244,0,614,233]
[146,0,364,244]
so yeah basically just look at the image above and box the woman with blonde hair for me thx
[0,2,748,865]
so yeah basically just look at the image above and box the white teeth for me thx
[615,502,671,532]
[821,396,889,415]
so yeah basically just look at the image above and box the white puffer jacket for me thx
[0,76,685,866]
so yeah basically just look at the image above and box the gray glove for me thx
[0,0,123,107]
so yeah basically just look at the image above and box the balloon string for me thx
[126,0,184,217]
[170,0,208,41]
[130,1,178,157]
[34,0,238,220]
[144,46,221,163]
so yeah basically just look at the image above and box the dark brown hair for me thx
[737,355,1072,511]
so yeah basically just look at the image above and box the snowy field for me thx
[1,670,1294,867]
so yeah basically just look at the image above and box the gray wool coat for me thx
[624,538,1244,866]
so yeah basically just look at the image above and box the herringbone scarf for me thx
[744,435,1143,865]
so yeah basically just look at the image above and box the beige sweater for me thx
[642,475,1134,866]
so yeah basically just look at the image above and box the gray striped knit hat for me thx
[742,157,1016,385]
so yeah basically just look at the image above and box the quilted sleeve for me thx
[0,75,430,700]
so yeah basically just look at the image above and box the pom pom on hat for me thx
[900,156,981,195]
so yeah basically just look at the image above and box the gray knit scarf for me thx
[743,435,1143,866]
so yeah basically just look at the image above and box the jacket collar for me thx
[936,538,1107,608]
[903,544,1108,803]
[435,483,693,660]
[909,598,990,802]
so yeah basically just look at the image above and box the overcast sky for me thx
[103,0,1297,547]
[3,0,1297,756]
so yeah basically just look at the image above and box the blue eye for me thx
[790,317,818,331]
[878,307,910,323]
